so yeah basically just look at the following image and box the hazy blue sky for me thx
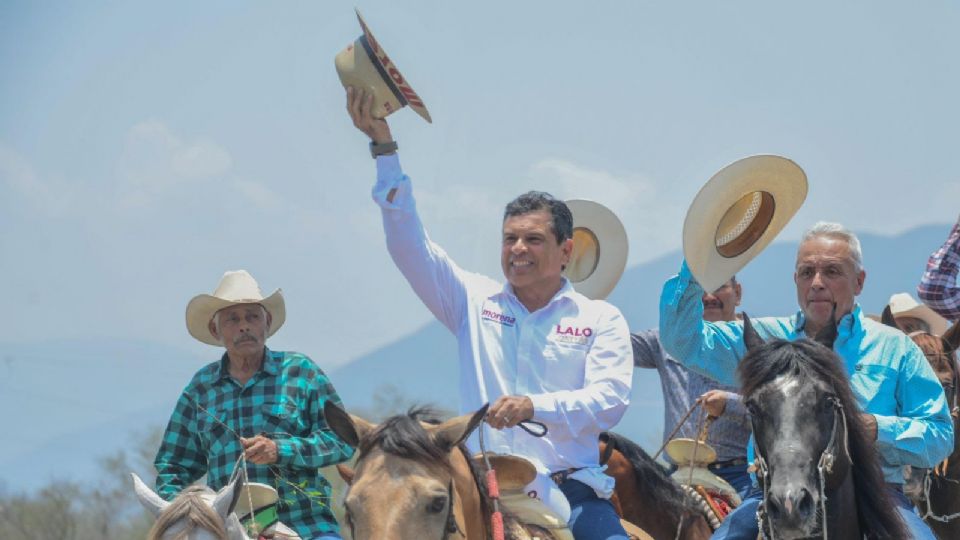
[2,1,959,370]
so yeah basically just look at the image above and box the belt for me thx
[707,458,748,470]
[549,467,584,486]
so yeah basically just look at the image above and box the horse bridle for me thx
[754,396,849,540]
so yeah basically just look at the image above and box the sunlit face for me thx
[501,210,572,301]
[208,303,271,358]
[702,279,742,322]
[794,236,865,333]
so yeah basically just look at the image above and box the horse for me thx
[883,306,960,538]
[738,314,907,539]
[132,472,248,540]
[323,401,563,540]
[599,432,714,540]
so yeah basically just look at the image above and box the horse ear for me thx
[213,471,244,521]
[880,305,901,330]
[742,312,765,351]
[337,464,356,485]
[942,320,960,353]
[324,400,375,448]
[429,404,489,452]
[813,305,839,349]
[131,472,170,518]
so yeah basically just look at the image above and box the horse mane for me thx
[738,339,908,539]
[600,431,700,517]
[357,406,452,469]
[147,486,227,540]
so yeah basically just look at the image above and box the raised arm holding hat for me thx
[154,270,354,540]
[345,84,634,540]
[657,158,952,540]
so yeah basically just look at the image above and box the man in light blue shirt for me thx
[660,222,953,539]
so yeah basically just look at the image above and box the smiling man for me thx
[153,270,354,540]
[346,87,633,540]
[659,222,953,540]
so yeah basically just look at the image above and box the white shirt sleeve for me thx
[527,305,633,439]
[372,154,470,333]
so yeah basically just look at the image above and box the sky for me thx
[2,1,959,371]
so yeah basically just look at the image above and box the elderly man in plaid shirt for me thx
[154,270,354,540]
[918,216,960,321]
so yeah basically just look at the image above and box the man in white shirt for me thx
[346,87,634,539]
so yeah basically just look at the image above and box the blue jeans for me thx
[710,484,936,540]
[558,479,629,540]
[710,463,753,501]
[310,535,342,540]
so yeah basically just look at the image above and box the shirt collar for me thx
[216,347,277,380]
[493,278,576,310]
[794,304,864,337]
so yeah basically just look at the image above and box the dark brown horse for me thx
[323,402,562,540]
[884,307,960,539]
[739,314,906,539]
[599,432,713,540]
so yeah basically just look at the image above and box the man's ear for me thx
[208,319,221,341]
[854,269,866,296]
[265,310,273,331]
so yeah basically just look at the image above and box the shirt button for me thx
[855,364,863,372]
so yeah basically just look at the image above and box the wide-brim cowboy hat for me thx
[563,199,628,300]
[665,437,717,466]
[335,9,432,123]
[886,292,949,336]
[185,270,286,346]
[683,155,807,293]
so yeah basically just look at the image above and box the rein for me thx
[755,396,848,540]
[918,464,960,523]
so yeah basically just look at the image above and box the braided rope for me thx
[680,484,722,530]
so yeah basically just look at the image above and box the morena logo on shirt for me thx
[482,308,516,327]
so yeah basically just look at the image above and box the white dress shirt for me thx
[372,154,633,486]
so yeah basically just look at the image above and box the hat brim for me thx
[185,289,286,346]
[233,483,279,517]
[683,155,807,292]
[563,200,628,300]
[894,305,949,336]
[334,10,431,123]
[665,438,717,465]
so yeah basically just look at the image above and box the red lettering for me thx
[399,85,424,107]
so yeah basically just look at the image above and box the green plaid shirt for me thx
[154,348,354,538]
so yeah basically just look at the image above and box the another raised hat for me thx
[563,199,629,300]
[185,270,285,346]
[683,155,807,292]
[886,292,949,336]
[335,9,432,123]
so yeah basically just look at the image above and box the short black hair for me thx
[502,191,573,244]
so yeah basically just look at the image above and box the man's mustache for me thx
[234,334,259,345]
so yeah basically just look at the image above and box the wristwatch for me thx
[369,140,398,158]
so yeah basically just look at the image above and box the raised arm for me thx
[658,261,747,386]
[918,219,960,320]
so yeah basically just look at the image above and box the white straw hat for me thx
[185,270,285,346]
[335,9,432,123]
[683,155,807,292]
[563,199,628,300]
[886,292,949,336]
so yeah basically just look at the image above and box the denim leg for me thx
[710,486,761,540]
[888,485,937,540]
[711,463,753,501]
[558,479,629,540]
[310,535,342,540]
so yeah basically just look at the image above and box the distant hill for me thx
[1,223,951,493]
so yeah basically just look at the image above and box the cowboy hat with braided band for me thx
[563,199,629,300]
[683,155,807,293]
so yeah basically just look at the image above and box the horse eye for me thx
[426,495,448,514]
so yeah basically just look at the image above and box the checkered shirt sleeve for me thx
[918,221,960,320]
[153,350,355,538]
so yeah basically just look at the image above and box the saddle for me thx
[233,483,302,539]
[473,453,651,540]
[666,438,741,528]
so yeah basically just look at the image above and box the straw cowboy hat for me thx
[885,292,949,336]
[335,9,432,123]
[683,155,807,292]
[563,199,628,300]
[185,270,286,346]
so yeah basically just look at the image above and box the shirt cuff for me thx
[376,153,402,182]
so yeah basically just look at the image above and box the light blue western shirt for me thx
[659,262,953,484]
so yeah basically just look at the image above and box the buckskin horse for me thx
[884,307,960,539]
[599,432,714,540]
[738,314,906,539]
[323,402,564,540]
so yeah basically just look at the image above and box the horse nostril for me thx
[795,488,814,518]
